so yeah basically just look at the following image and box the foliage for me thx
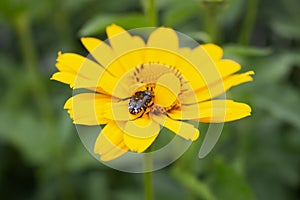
[0,0,300,199]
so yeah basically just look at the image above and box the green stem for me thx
[149,0,158,26]
[202,0,225,43]
[144,147,154,200]
[13,13,51,119]
[144,171,154,200]
[238,0,259,45]
[171,166,216,200]
[171,139,215,200]
[13,13,75,200]
[141,0,157,26]
[143,0,157,197]
[54,6,75,49]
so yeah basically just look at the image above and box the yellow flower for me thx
[51,24,254,161]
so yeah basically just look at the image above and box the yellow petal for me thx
[73,78,107,93]
[94,121,128,161]
[188,46,223,86]
[81,37,101,51]
[196,70,254,101]
[80,37,116,71]
[151,114,199,141]
[55,52,79,73]
[51,72,76,88]
[177,47,220,91]
[147,48,207,94]
[87,24,145,78]
[103,101,136,121]
[53,52,111,93]
[167,103,200,120]
[198,100,252,122]
[169,100,251,122]
[225,70,254,87]
[56,53,104,80]
[179,46,242,92]
[147,27,179,50]
[216,59,241,79]
[179,71,254,104]
[124,132,159,153]
[201,44,223,61]
[64,93,111,125]
[103,71,141,99]
[154,73,181,107]
[99,48,205,94]
[124,115,161,138]
[106,24,145,59]
[98,71,131,98]
[99,50,145,79]
[106,24,127,38]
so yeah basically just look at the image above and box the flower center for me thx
[126,63,186,117]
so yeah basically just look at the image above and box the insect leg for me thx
[119,96,131,102]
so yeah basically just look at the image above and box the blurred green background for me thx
[1,0,300,199]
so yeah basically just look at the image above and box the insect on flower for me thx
[128,89,154,116]
[51,24,254,162]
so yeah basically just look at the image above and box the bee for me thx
[128,90,154,116]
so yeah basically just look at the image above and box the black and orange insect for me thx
[128,90,154,116]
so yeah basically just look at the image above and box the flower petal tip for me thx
[80,37,97,44]
[106,24,126,38]
[248,70,255,79]
[202,43,223,60]
[56,51,62,60]
[192,129,200,141]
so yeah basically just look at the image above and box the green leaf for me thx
[255,84,300,130]
[162,1,200,27]
[0,0,54,23]
[185,31,212,43]
[79,13,148,36]
[220,0,247,29]
[224,44,273,57]
[271,19,300,39]
[254,51,300,84]
[0,108,50,165]
[267,0,300,39]
[154,171,185,200]
[209,158,254,200]
[171,166,216,200]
